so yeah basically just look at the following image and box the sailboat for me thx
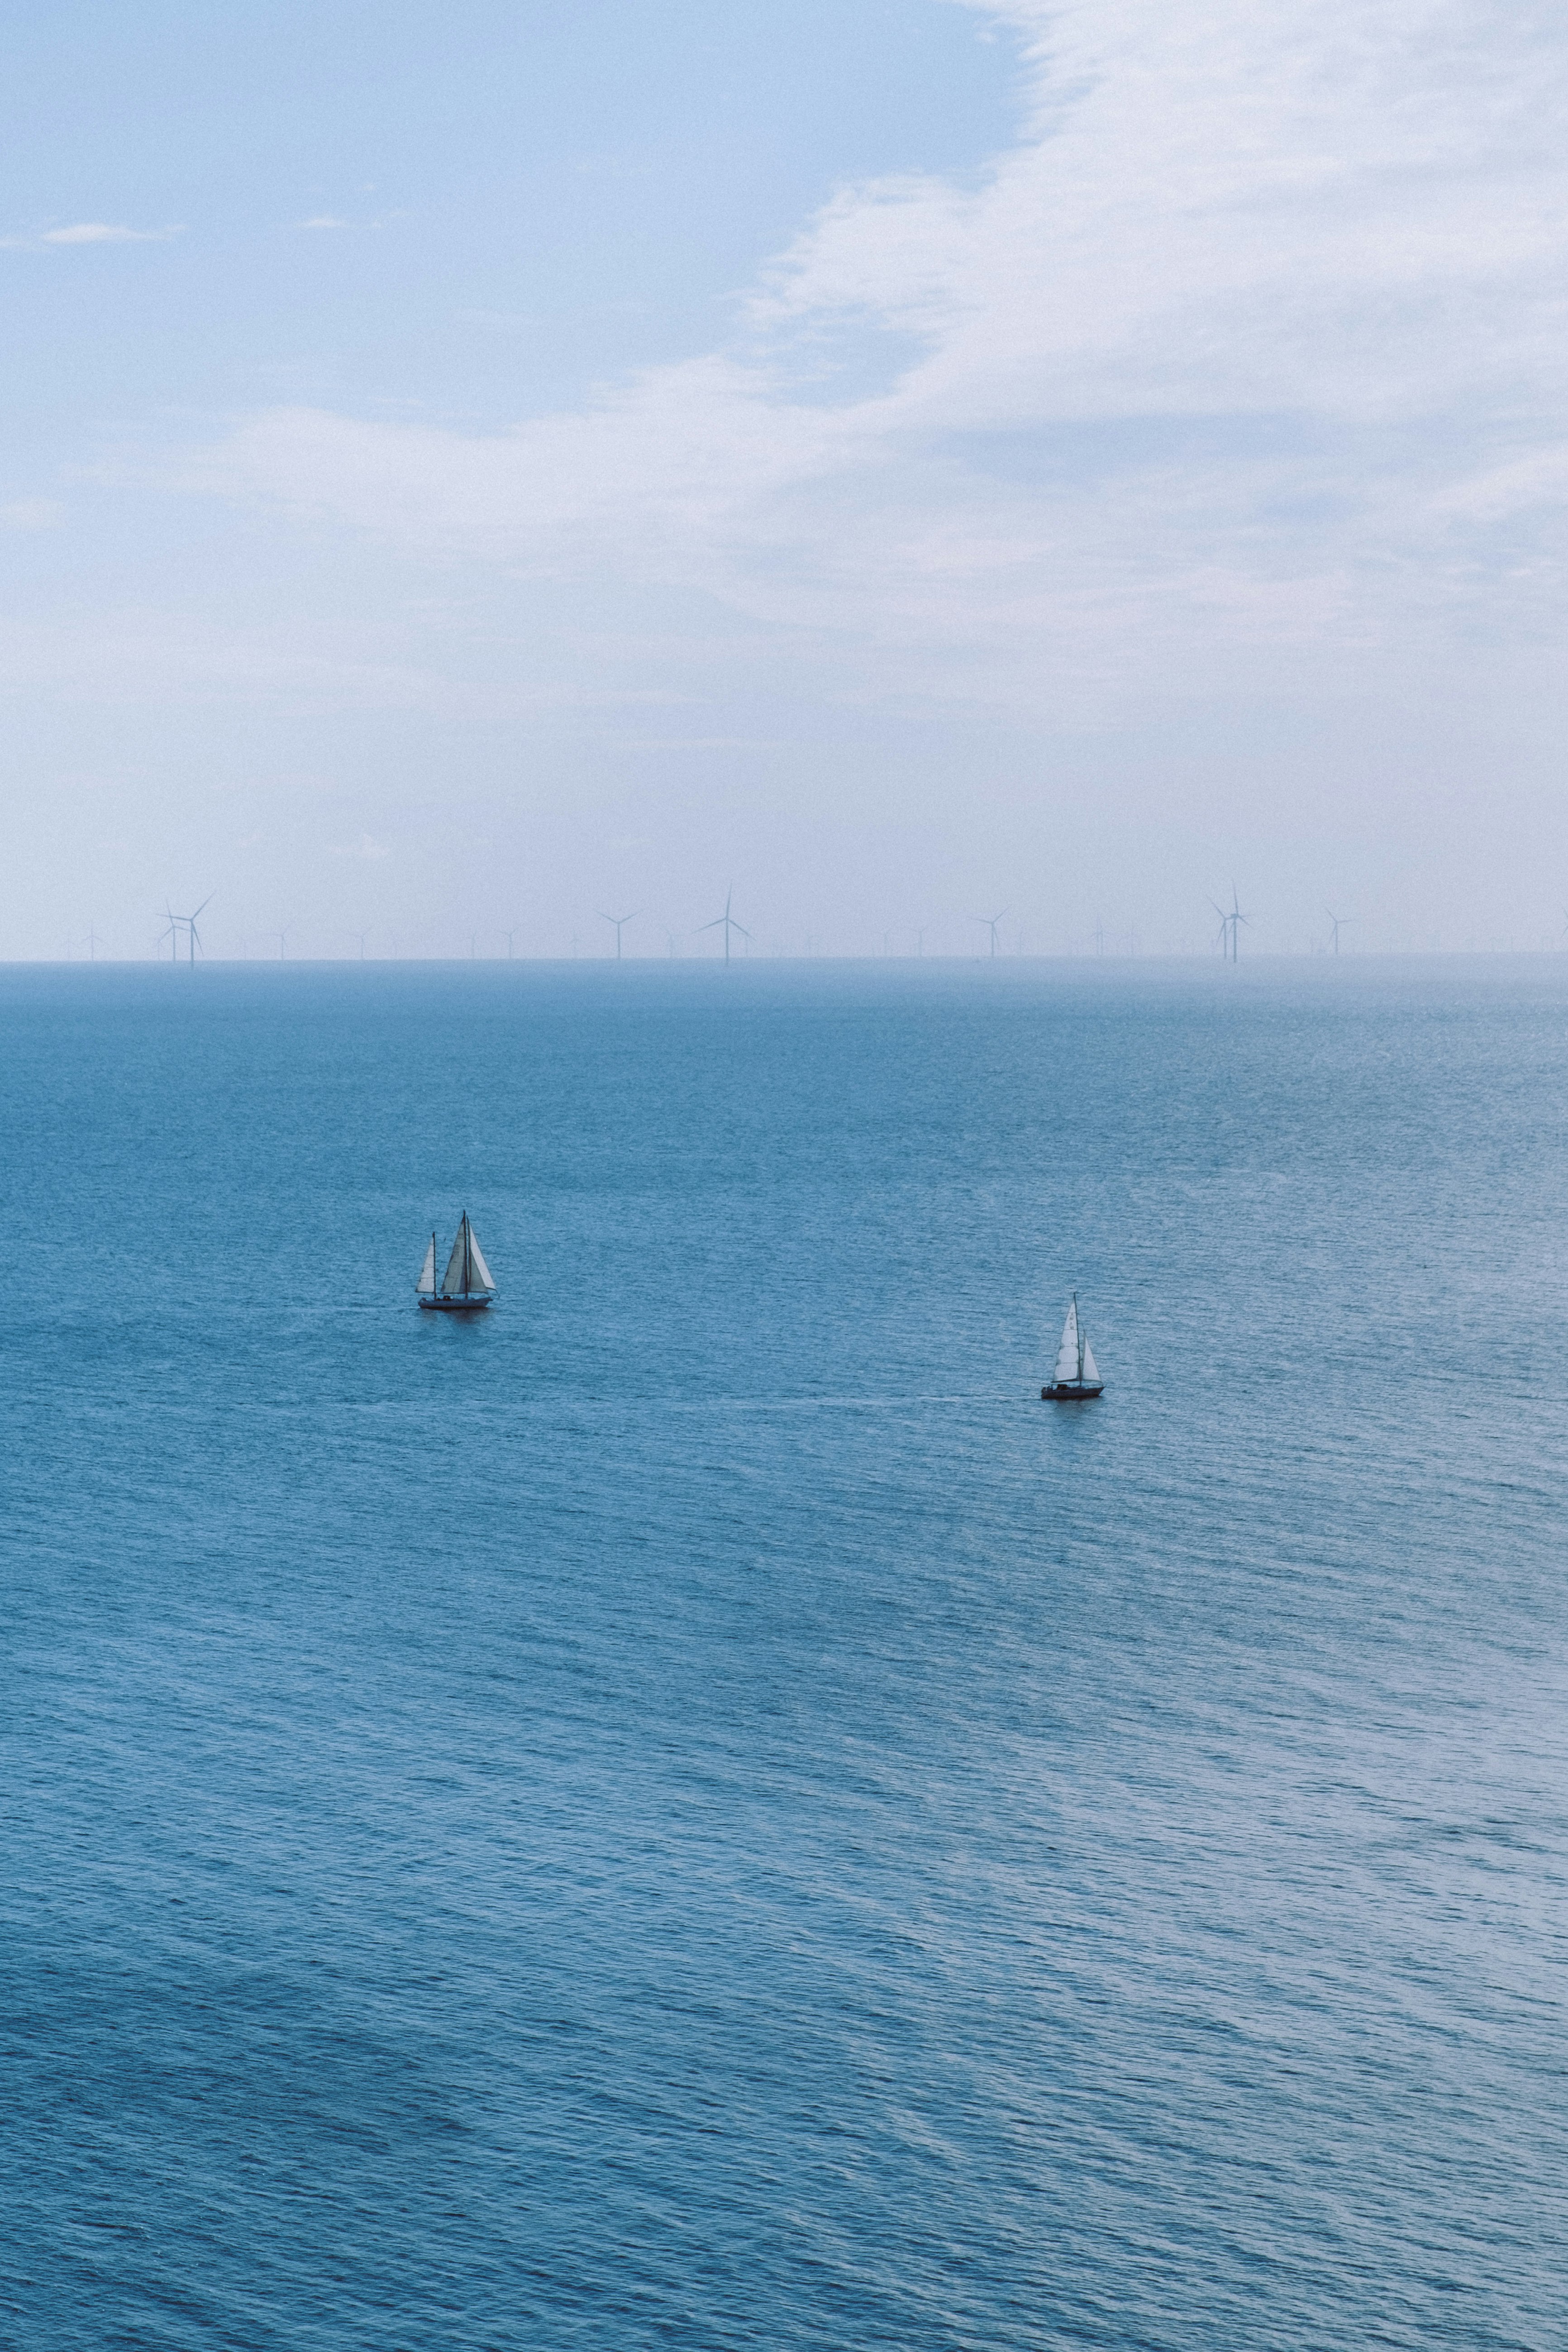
[417,1212,496,1311]
[1042,1293,1103,1400]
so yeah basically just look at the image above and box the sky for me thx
[4,0,1568,959]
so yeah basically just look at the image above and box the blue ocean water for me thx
[4,959,1567,2351]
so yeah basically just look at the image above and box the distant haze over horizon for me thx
[3,1,1566,960]
[40,937,1568,966]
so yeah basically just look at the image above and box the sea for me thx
[4,957,1566,2351]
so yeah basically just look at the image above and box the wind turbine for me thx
[973,911,1005,959]
[1325,907,1354,956]
[698,888,749,966]
[600,910,639,961]
[1210,885,1248,963]
[272,929,287,962]
[162,895,212,964]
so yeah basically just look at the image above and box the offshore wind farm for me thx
[73,881,1568,964]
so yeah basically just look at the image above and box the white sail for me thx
[1053,1299,1080,1386]
[416,1236,437,1295]
[435,1213,496,1296]
[441,1226,470,1295]
[1080,1338,1099,1384]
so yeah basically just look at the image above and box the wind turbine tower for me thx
[161,896,213,964]
[1211,886,1248,963]
[183,899,210,964]
[1325,908,1354,956]
[973,912,1005,959]
[1229,885,1249,961]
[601,910,639,961]
[698,889,749,966]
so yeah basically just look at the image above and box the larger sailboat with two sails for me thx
[1042,1293,1103,1400]
[417,1213,496,1311]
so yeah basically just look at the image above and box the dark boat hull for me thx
[1042,1382,1102,1400]
[419,1294,494,1312]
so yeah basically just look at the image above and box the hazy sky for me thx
[5,0,1567,959]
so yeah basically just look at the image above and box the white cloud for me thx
[329,832,392,859]
[194,0,1568,716]
[0,606,478,713]
[40,221,178,245]
[0,498,63,529]
[298,215,349,230]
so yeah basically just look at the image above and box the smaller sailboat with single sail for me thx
[417,1212,496,1311]
[1042,1293,1102,1400]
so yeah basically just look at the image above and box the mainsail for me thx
[441,1212,495,1297]
[1053,1298,1081,1387]
[416,1236,437,1295]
